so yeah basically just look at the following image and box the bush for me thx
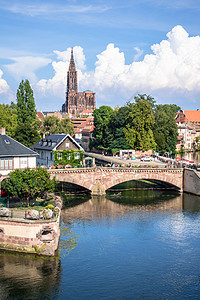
[45,204,54,210]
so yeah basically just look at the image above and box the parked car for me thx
[140,156,152,161]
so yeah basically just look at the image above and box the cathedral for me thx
[62,49,96,117]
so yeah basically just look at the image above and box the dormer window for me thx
[4,139,10,144]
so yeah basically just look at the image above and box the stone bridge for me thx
[49,167,184,195]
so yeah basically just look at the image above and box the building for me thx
[31,134,84,168]
[183,110,200,126]
[0,127,38,177]
[62,49,96,117]
[72,117,94,151]
[176,110,200,150]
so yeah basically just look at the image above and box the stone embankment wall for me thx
[0,217,60,256]
[184,168,200,196]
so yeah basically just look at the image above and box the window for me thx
[67,153,71,160]
[20,157,28,169]
[65,142,69,148]
[58,152,62,160]
[0,158,13,170]
[4,159,8,169]
[0,160,3,169]
[75,152,80,159]
[50,152,53,161]
[9,159,12,169]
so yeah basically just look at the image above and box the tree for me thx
[92,106,113,150]
[0,103,17,137]
[41,116,74,136]
[60,118,74,136]
[124,95,156,150]
[1,168,56,205]
[108,105,130,152]
[15,80,40,147]
[153,104,180,154]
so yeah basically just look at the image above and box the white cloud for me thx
[35,25,200,107]
[87,25,200,94]
[1,2,110,16]
[4,56,52,82]
[0,69,10,94]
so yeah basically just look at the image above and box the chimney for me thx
[0,127,5,135]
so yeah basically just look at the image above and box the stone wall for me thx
[0,217,60,256]
[183,168,200,196]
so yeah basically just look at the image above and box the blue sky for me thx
[0,0,200,111]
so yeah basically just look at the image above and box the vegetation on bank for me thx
[1,168,56,206]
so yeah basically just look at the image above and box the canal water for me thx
[1,187,200,299]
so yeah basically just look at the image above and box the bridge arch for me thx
[103,171,182,192]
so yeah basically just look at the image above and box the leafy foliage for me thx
[124,95,156,150]
[153,104,180,154]
[1,168,56,205]
[15,79,40,147]
[53,150,83,167]
[91,106,113,150]
[0,103,17,137]
[42,116,74,136]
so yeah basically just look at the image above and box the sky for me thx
[0,0,200,111]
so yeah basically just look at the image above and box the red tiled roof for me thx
[37,111,45,120]
[183,110,200,122]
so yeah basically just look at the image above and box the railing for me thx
[0,209,56,220]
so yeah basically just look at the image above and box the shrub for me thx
[45,204,54,210]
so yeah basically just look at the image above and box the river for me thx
[1,188,200,299]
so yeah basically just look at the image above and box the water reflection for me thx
[0,252,61,300]
[183,193,200,213]
[61,191,184,224]
[61,191,200,224]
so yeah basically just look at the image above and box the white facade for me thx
[0,156,37,176]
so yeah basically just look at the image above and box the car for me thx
[140,156,152,161]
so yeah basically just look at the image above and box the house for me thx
[31,134,84,168]
[72,117,94,151]
[0,127,38,178]
[176,110,200,150]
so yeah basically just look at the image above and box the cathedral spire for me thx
[67,48,77,92]
[69,48,76,70]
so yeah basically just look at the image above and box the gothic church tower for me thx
[62,48,96,117]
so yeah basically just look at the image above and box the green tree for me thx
[0,103,17,137]
[124,95,156,150]
[153,104,180,154]
[15,80,40,147]
[42,116,74,136]
[109,105,130,152]
[1,168,56,205]
[92,106,113,150]
[60,118,74,136]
